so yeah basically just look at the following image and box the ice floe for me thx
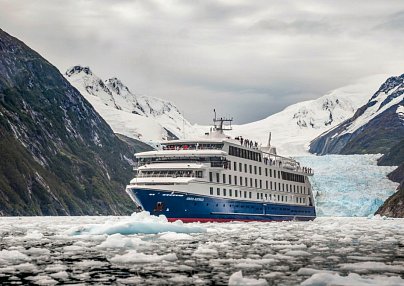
[228,271,268,286]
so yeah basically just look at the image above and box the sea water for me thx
[0,214,403,285]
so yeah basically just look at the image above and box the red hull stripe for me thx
[167,218,278,223]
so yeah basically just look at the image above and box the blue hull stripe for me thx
[128,187,316,222]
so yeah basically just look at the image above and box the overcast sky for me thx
[1,0,404,124]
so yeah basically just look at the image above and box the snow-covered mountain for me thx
[230,75,388,155]
[65,66,196,142]
[310,73,404,155]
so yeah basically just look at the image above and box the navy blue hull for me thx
[127,187,316,222]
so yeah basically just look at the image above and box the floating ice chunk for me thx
[159,232,193,241]
[193,245,218,257]
[45,264,67,273]
[50,271,69,280]
[110,250,177,264]
[234,262,262,270]
[0,263,37,273]
[75,260,106,269]
[284,250,311,256]
[301,272,404,286]
[297,268,336,276]
[69,212,206,235]
[228,271,268,286]
[97,233,148,249]
[339,262,404,273]
[26,275,58,285]
[23,247,50,256]
[262,272,283,278]
[0,250,31,265]
[23,230,44,240]
[116,276,145,285]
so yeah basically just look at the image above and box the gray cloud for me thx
[1,0,404,124]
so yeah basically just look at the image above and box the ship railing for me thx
[136,171,203,179]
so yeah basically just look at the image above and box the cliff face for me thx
[0,29,149,215]
[375,140,404,217]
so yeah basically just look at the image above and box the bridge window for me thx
[244,164,247,173]
[249,165,252,174]
[254,166,257,174]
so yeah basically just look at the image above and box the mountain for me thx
[65,66,196,142]
[309,74,404,155]
[229,75,387,155]
[375,139,404,217]
[0,29,151,216]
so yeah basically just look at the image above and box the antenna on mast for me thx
[268,132,272,147]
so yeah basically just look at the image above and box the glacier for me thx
[297,154,399,217]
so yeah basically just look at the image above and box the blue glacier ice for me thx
[296,154,398,217]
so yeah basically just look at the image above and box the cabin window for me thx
[278,171,281,178]
[245,177,248,186]
[278,183,281,191]
[244,191,247,198]
[304,187,306,194]
[270,169,272,177]
[249,192,252,199]
[274,170,276,178]
[216,173,220,183]
[223,189,227,196]
[210,187,213,195]
[266,181,268,189]
[229,189,232,196]
[244,164,247,173]
[249,165,252,174]
[235,190,238,197]
[278,195,280,201]
[260,180,262,189]
[234,162,237,171]
[286,184,289,192]
[217,188,220,195]
[285,196,288,202]
[209,172,213,182]
[223,174,226,184]
[265,168,268,176]
[257,193,260,199]
[255,179,258,188]
[260,193,263,199]
[265,193,268,200]
[240,176,242,186]
[270,181,273,190]
[229,175,232,185]
[282,183,285,192]
[239,163,242,172]
[228,161,231,170]
[259,167,261,175]
[250,178,253,187]
[234,176,237,185]
[269,194,272,200]
[254,166,257,174]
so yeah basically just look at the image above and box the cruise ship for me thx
[126,116,316,222]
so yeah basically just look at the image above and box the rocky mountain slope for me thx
[65,66,195,142]
[0,29,150,216]
[375,139,404,217]
[229,75,387,155]
[309,74,404,155]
